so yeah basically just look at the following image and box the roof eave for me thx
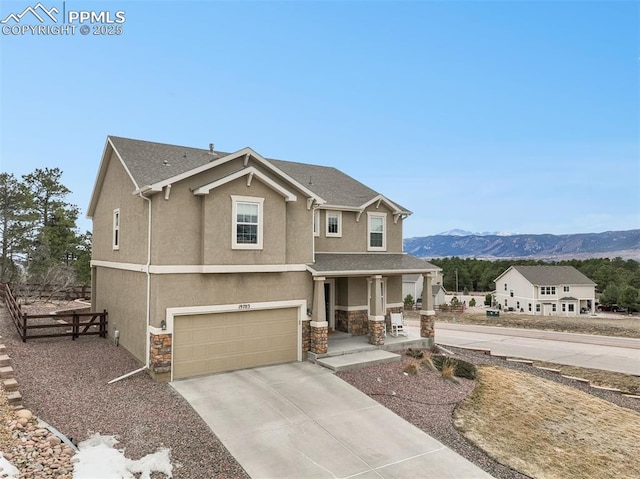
[87,136,140,218]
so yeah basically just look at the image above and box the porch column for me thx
[310,277,328,354]
[420,272,436,345]
[368,275,386,345]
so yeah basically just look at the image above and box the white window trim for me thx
[231,195,264,250]
[313,209,320,237]
[112,209,120,250]
[367,212,387,251]
[325,210,342,237]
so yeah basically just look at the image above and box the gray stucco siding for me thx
[149,271,313,329]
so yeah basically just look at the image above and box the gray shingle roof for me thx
[511,266,596,286]
[270,159,389,209]
[311,253,439,276]
[108,136,407,211]
[109,136,230,189]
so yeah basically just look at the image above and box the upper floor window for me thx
[112,209,120,250]
[367,212,386,251]
[313,210,320,237]
[563,286,570,292]
[326,211,342,237]
[504,283,507,291]
[540,286,556,295]
[232,196,264,249]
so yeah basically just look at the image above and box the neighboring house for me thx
[402,274,446,307]
[88,136,441,381]
[494,266,596,316]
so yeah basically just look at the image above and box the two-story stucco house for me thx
[494,265,596,316]
[88,136,440,381]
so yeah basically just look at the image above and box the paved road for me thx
[434,322,640,376]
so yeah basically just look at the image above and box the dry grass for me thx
[454,366,640,479]
[533,361,640,395]
[402,360,421,375]
[432,310,640,338]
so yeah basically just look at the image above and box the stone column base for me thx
[149,332,172,382]
[419,311,435,340]
[310,321,328,354]
[368,316,386,346]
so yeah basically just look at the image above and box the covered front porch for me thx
[306,253,441,357]
[309,324,432,371]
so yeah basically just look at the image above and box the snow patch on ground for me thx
[73,434,173,479]
[1,434,173,479]
[0,453,20,478]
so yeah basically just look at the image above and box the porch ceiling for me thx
[309,253,440,277]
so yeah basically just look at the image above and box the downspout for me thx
[108,192,151,384]
[141,192,152,369]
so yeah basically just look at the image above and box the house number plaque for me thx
[238,304,251,310]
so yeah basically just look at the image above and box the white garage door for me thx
[173,307,298,379]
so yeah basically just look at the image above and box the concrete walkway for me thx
[172,362,492,478]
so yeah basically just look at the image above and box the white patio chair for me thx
[390,312,408,337]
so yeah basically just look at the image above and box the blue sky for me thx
[1,0,638,238]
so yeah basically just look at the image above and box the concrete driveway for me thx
[172,362,492,478]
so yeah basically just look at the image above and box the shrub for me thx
[440,358,458,383]
[431,355,477,379]
[406,347,424,359]
[420,352,437,371]
[484,293,492,306]
[403,294,415,308]
[403,360,421,376]
[469,298,477,307]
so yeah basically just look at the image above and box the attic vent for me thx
[208,142,219,160]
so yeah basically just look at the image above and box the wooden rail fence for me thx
[437,304,466,313]
[1,283,107,342]
[9,283,91,301]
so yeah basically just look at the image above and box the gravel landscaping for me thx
[2,300,639,478]
[0,305,249,479]
[338,346,640,479]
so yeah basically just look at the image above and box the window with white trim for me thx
[112,209,120,250]
[563,286,570,292]
[540,286,556,295]
[367,212,386,251]
[536,304,541,312]
[232,196,264,249]
[552,304,557,312]
[562,303,566,312]
[326,211,342,237]
[568,304,574,312]
[313,210,320,237]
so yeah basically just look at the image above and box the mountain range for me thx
[404,229,640,261]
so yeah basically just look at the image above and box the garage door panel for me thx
[173,308,298,379]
